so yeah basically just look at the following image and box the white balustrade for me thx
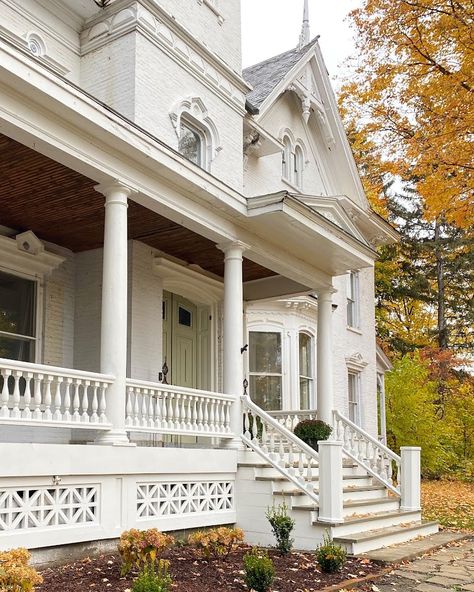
[125,380,234,438]
[0,358,113,428]
[268,409,317,432]
[242,395,319,504]
[333,409,401,495]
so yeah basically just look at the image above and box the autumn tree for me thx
[340,0,474,228]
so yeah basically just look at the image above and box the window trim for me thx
[347,370,361,426]
[248,329,284,411]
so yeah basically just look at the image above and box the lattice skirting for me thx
[0,485,98,531]
[137,481,234,519]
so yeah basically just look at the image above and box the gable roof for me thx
[243,38,319,109]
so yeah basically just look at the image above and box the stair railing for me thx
[241,395,319,504]
[333,409,401,496]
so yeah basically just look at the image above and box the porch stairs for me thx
[237,398,438,554]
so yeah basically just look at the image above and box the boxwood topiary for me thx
[293,419,332,451]
[315,532,347,573]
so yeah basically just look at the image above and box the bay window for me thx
[249,331,282,411]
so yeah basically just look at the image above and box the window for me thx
[282,137,292,181]
[178,306,192,327]
[294,145,304,189]
[0,271,37,362]
[249,331,282,411]
[348,371,361,425]
[178,120,204,167]
[347,271,360,328]
[299,332,314,409]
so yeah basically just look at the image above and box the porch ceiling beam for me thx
[243,275,310,301]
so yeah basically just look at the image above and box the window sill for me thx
[282,178,301,193]
[346,326,363,335]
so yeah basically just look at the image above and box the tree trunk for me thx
[434,219,448,349]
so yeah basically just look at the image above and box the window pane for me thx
[0,335,35,362]
[0,272,35,338]
[249,332,281,373]
[249,375,282,411]
[178,123,202,165]
[299,333,312,377]
[300,377,311,410]
[178,306,192,327]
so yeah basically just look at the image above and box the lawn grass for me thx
[422,479,474,531]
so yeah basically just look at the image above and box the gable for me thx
[244,43,369,210]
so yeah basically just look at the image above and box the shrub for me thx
[0,548,43,592]
[188,527,244,560]
[294,419,332,451]
[265,503,295,555]
[315,533,347,573]
[243,548,275,592]
[131,560,172,592]
[118,528,175,575]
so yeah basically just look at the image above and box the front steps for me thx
[236,452,438,554]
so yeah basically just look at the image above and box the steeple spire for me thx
[298,0,310,49]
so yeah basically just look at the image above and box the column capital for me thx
[217,240,250,257]
[316,286,337,301]
[94,181,136,202]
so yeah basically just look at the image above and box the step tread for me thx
[238,461,358,469]
[292,497,400,511]
[255,474,370,482]
[273,485,387,496]
[334,520,438,544]
[313,509,420,527]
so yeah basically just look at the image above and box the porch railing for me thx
[268,409,317,432]
[125,380,234,438]
[333,409,401,496]
[242,395,320,504]
[0,358,113,428]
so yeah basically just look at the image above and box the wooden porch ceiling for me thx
[0,134,275,282]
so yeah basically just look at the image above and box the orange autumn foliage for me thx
[339,0,474,227]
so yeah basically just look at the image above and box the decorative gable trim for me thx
[346,352,368,372]
[0,232,65,277]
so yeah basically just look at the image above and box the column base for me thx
[224,436,245,450]
[93,430,136,447]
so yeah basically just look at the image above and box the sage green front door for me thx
[162,292,198,388]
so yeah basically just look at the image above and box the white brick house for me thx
[0,0,436,556]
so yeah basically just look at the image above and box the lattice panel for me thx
[137,481,234,519]
[0,486,98,531]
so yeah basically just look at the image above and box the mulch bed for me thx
[37,546,385,592]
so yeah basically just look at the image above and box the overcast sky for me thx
[241,0,362,79]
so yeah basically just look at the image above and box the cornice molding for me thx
[81,1,247,111]
[0,231,65,278]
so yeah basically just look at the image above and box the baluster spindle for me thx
[141,390,148,427]
[1,369,11,418]
[11,371,21,419]
[22,372,32,420]
[133,389,140,427]
[203,398,210,432]
[243,408,251,439]
[44,375,53,421]
[72,379,81,422]
[63,378,72,422]
[98,382,107,424]
[125,387,133,427]
[51,376,63,421]
[91,382,99,423]
[192,397,198,431]
[81,380,90,422]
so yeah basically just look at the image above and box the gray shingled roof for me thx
[243,38,318,110]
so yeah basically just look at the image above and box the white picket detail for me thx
[242,395,319,504]
[333,410,401,495]
[0,358,113,428]
[125,380,234,438]
[268,409,317,432]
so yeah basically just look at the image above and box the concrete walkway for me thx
[359,537,474,591]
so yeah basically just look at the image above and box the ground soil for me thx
[37,546,384,592]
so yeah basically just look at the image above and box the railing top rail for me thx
[242,395,319,459]
[0,358,114,383]
[125,378,235,401]
[333,409,401,462]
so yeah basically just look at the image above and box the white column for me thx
[219,241,247,448]
[318,440,344,523]
[400,446,421,511]
[317,288,334,425]
[95,182,133,446]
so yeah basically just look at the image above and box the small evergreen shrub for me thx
[294,419,332,451]
[0,548,43,592]
[243,548,275,592]
[315,533,347,573]
[188,527,244,560]
[131,560,172,592]
[118,528,175,575]
[265,503,295,555]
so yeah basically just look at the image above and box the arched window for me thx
[282,136,292,181]
[178,119,205,167]
[299,332,314,409]
[294,145,304,189]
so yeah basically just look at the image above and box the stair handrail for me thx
[333,409,401,496]
[241,395,319,504]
